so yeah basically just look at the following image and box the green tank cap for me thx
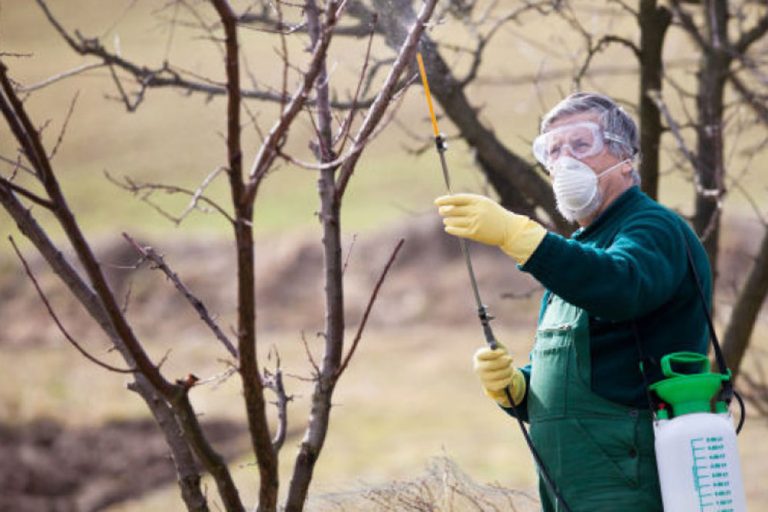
[649,352,728,417]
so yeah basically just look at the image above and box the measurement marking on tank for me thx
[691,437,732,511]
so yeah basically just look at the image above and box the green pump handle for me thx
[660,352,710,378]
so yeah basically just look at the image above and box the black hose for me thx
[734,389,746,434]
[503,388,573,512]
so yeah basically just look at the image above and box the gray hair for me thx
[541,92,641,185]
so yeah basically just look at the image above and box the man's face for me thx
[543,112,624,175]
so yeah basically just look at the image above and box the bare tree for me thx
[0,0,437,510]
[666,0,768,379]
[36,0,765,386]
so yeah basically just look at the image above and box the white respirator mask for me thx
[550,156,629,220]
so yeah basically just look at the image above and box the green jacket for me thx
[515,186,712,418]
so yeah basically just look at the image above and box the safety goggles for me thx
[532,121,625,170]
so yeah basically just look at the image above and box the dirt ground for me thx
[0,418,247,512]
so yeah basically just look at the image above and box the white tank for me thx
[654,413,746,511]
[650,352,747,512]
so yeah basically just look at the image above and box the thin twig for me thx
[647,90,708,188]
[245,0,347,199]
[0,177,55,209]
[335,0,437,198]
[16,62,105,92]
[300,330,321,378]
[335,238,404,380]
[48,91,80,161]
[9,236,136,373]
[342,234,357,275]
[122,233,239,359]
[0,154,35,177]
[106,171,236,225]
[335,13,378,154]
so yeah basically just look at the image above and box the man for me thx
[435,92,712,511]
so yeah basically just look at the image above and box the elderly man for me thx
[435,92,712,511]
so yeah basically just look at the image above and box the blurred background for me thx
[1,1,767,510]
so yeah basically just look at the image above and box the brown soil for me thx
[0,417,247,512]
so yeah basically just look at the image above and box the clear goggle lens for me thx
[532,122,622,170]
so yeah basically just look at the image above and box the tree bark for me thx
[284,2,342,508]
[692,0,730,284]
[637,0,671,200]
[209,1,279,509]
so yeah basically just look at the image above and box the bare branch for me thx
[0,177,54,209]
[335,13,378,154]
[729,72,768,125]
[48,91,79,161]
[648,91,700,178]
[734,10,768,54]
[107,64,148,112]
[459,2,558,88]
[106,171,236,225]
[16,62,105,93]
[209,1,279,510]
[122,233,239,359]
[0,158,209,510]
[33,0,374,112]
[244,0,346,200]
[0,56,178,398]
[342,234,358,276]
[336,238,404,381]
[300,331,321,378]
[669,0,708,51]
[0,153,36,177]
[336,0,439,198]
[575,34,641,87]
[9,236,136,374]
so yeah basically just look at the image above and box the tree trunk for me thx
[637,0,671,200]
[284,1,343,506]
[692,0,730,286]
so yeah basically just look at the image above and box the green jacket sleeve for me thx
[521,210,687,322]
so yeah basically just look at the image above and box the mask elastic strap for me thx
[596,158,631,181]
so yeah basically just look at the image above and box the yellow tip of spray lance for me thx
[416,53,441,139]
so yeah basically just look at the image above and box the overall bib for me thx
[528,294,662,512]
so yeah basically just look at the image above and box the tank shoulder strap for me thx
[682,235,734,403]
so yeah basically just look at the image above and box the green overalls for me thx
[528,294,662,512]
[513,187,711,510]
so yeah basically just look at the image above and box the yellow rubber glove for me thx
[473,344,527,407]
[434,193,547,265]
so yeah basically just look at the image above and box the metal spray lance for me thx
[416,51,573,512]
[415,52,496,349]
